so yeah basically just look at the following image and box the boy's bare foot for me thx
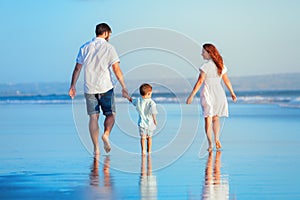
[142,150,146,155]
[102,134,111,153]
[216,140,222,150]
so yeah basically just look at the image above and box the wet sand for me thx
[0,103,300,199]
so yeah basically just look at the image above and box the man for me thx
[69,23,128,155]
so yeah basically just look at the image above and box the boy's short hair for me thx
[139,83,152,96]
[95,23,112,36]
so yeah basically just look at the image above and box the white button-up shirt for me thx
[76,37,120,94]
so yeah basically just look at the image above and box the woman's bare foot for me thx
[207,147,213,152]
[102,134,111,153]
[94,147,100,156]
[216,140,222,150]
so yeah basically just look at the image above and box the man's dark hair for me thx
[95,23,112,36]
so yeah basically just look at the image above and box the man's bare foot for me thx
[94,150,100,156]
[207,147,213,152]
[102,134,111,153]
[216,140,222,150]
[94,153,100,161]
[94,146,100,156]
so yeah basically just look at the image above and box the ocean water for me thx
[0,96,300,199]
[1,90,300,108]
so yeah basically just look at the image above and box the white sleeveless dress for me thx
[200,60,228,117]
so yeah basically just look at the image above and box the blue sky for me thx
[1,0,299,83]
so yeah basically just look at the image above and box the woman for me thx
[186,43,237,151]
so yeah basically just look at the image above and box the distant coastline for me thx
[1,73,299,96]
[230,73,300,91]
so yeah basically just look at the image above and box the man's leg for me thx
[89,114,100,155]
[102,114,115,153]
[100,89,115,153]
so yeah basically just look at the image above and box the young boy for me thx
[126,83,158,155]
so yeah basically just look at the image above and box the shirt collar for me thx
[93,37,106,42]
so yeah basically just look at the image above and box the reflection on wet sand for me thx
[89,155,115,199]
[202,151,229,200]
[140,155,157,200]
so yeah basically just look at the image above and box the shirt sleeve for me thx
[76,47,84,65]
[131,98,137,107]
[109,45,120,66]
[222,65,228,75]
[150,101,158,115]
[200,63,209,73]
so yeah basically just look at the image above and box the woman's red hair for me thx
[203,43,224,76]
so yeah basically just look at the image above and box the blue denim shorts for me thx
[84,89,115,116]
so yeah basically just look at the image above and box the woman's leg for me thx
[204,117,213,151]
[212,115,222,149]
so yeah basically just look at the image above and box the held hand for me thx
[69,87,76,99]
[122,88,129,99]
[186,95,194,104]
[231,93,237,103]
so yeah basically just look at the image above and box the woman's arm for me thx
[222,73,237,102]
[186,72,206,104]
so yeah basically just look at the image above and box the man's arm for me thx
[69,63,83,99]
[111,62,129,98]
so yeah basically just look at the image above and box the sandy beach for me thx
[0,103,300,199]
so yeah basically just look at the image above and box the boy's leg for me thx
[139,127,146,155]
[147,136,152,154]
[141,136,146,155]
[204,116,213,151]
[89,113,100,155]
